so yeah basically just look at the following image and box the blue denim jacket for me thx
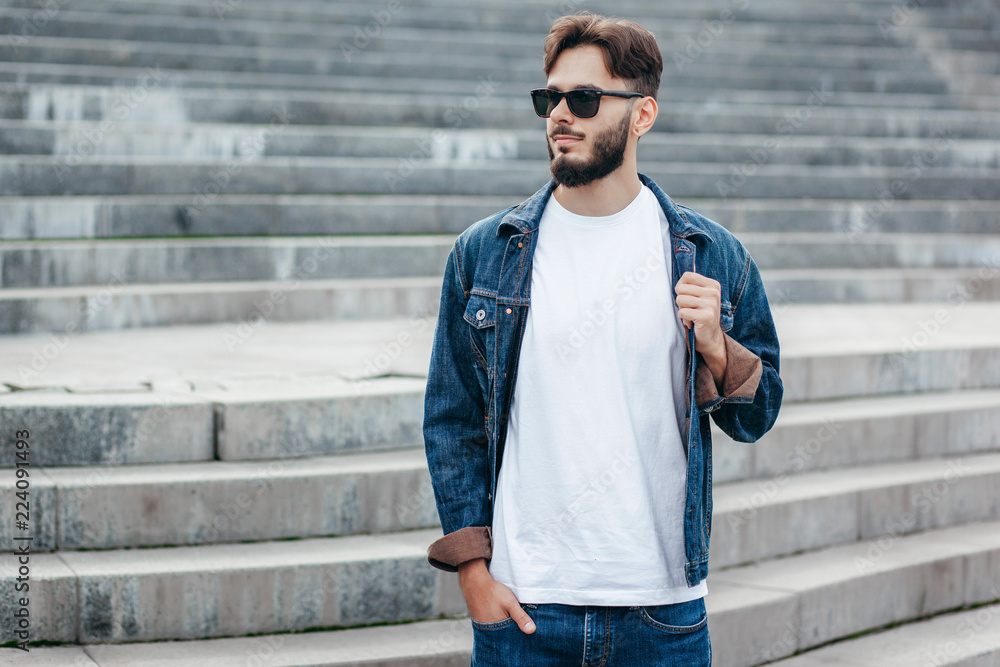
[423,172,783,587]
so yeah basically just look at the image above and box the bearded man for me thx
[422,12,784,666]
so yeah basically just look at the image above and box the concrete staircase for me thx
[1,0,999,664]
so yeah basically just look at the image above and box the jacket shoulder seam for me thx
[731,249,752,314]
[453,238,470,300]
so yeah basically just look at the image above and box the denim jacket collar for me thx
[494,172,713,244]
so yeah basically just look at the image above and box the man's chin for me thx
[550,162,594,188]
[557,139,584,152]
[550,153,584,172]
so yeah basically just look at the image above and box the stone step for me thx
[5,84,1000,138]
[2,36,992,97]
[0,235,454,287]
[4,64,997,113]
[11,604,1000,666]
[0,446,437,552]
[0,55,965,101]
[4,11,996,67]
[5,430,997,566]
[2,519,998,658]
[2,266,1000,334]
[692,199,1000,235]
[6,121,997,170]
[9,29,990,77]
[712,387,1000,484]
[1,618,474,665]
[708,519,1000,664]
[768,602,1000,666]
[0,526,465,644]
[3,195,997,240]
[1,304,999,464]
[4,156,1000,200]
[3,233,999,288]
[0,0,989,32]
[0,375,427,465]
[765,266,1000,304]
[5,6,1000,65]
[710,451,1000,570]
[0,276,440,334]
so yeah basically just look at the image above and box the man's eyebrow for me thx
[545,82,603,91]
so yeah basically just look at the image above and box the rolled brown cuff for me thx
[695,331,763,407]
[427,525,493,572]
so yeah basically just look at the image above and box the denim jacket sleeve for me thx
[694,249,783,442]
[423,238,494,572]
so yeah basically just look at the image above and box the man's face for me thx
[544,44,638,188]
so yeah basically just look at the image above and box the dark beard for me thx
[547,105,632,188]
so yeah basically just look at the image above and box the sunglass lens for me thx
[567,90,600,118]
[531,90,557,117]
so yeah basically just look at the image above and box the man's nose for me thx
[549,95,574,124]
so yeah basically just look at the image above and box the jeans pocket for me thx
[471,615,517,631]
[638,598,708,634]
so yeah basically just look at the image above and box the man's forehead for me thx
[546,45,617,90]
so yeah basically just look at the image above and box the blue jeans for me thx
[470,597,711,666]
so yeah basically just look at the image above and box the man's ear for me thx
[633,96,658,137]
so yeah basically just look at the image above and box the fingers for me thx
[675,282,720,299]
[509,603,536,634]
[676,272,722,299]
[677,271,718,287]
[675,294,711,309]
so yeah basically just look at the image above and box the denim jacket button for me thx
[476,309,485,321]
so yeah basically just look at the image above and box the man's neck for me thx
[551,168,643,217]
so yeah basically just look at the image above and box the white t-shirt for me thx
[488,184,708,605]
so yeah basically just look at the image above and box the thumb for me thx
[508,603,536,634]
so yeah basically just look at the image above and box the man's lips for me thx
[552,134,583,145]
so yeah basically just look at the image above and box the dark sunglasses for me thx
[530,88,644,119]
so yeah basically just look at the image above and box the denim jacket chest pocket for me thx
[463,292,498,370]
[463,292,498,431]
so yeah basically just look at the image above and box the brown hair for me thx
[543,12,663,100]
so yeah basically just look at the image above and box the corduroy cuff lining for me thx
[427,525,493,572]
[695,331,763,406]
